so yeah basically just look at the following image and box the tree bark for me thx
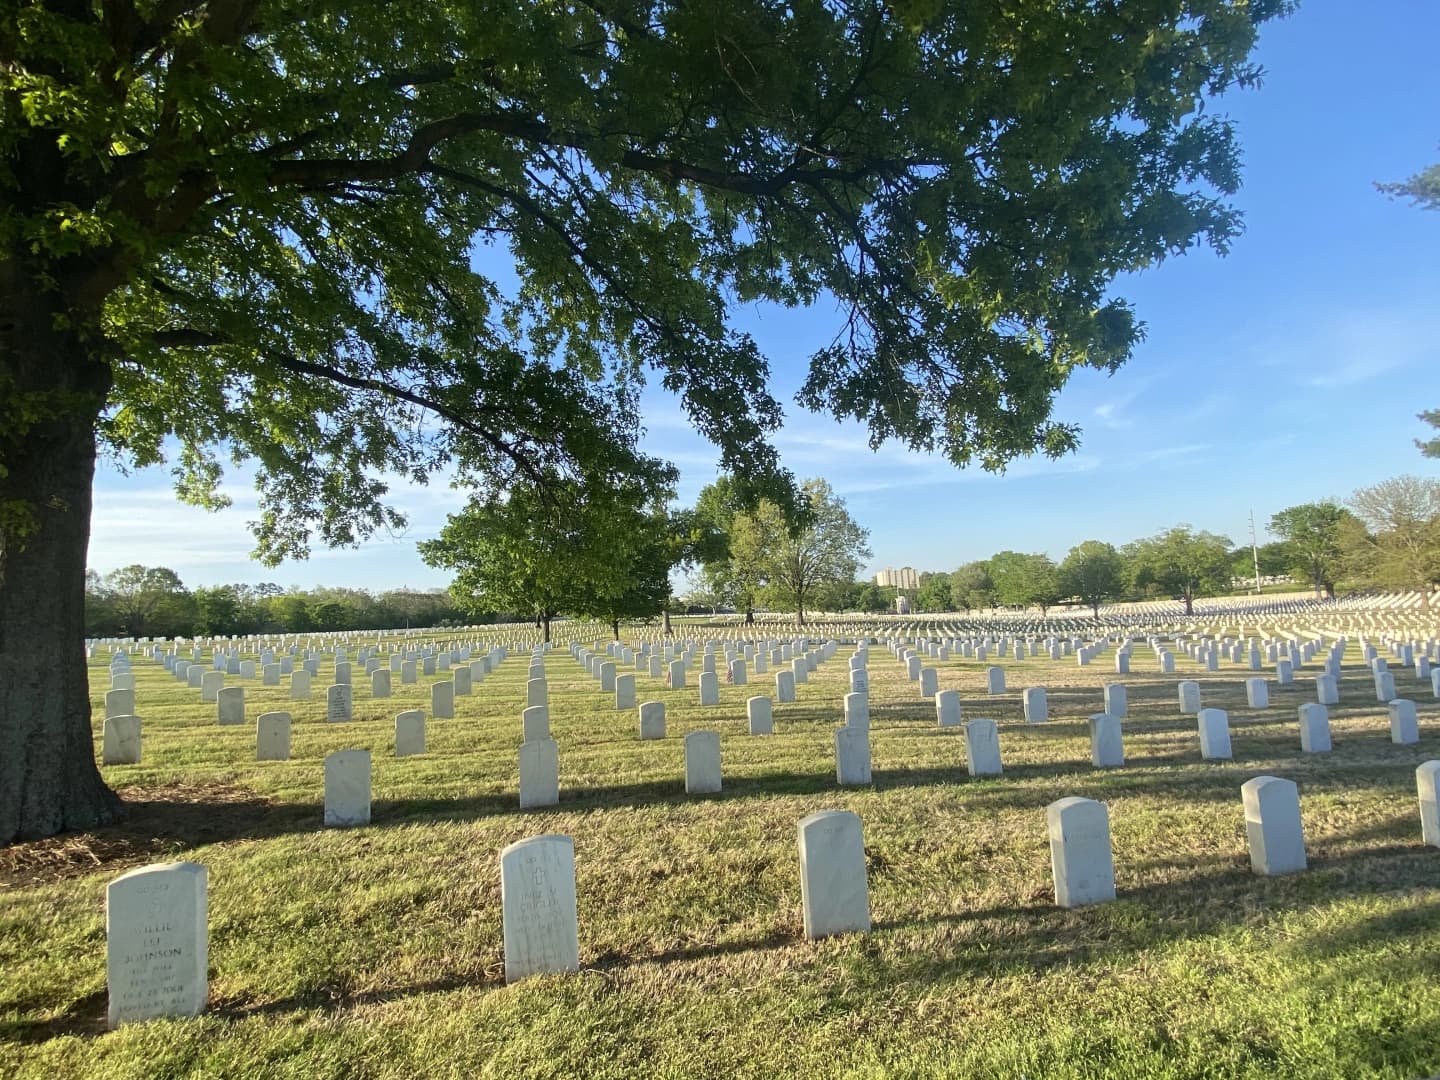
[0,296,121,843]
[541,612,552,643]
[610,619,619,640]
[744,608,754,625]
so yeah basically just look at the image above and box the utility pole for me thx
[1249,510,1262,594]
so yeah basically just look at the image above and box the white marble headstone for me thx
[1046,797,1115,908]
[106,862,208,1028]
[797,810,870,940]
[684,731,722,794]
[500,835,579,983]
[1241,776,1306,875]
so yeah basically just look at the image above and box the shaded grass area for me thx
[2,633,1438,1078]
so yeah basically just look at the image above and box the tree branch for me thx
[145,328,548,485]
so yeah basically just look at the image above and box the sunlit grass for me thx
[2,625,1437,1078]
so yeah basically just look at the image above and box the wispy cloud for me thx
[1252,301,1440,390]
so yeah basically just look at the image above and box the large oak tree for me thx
[1,0,1287,840]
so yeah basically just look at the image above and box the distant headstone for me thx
[522,705,550,742]
[105,687,135,720]
[668,660,687,689]
[1418,761,1440,848]
[323,750,371,826]
[1022,687,1048,723]
[1088,713,1124,768]
[1298,703,1332,753]
[371,668,392,698]
[935,689,962,727]
[1241,776,1307,875]
[986,666,1005,694]
[1375,671,1397,703]
[395,710,426,756]
[1389,699,1420,745]
[1245,678,1269,709]
[792,657,809,685]
[453,666,472,696]
[102,715,142,765]
[334,661,351,685]
[835,726,871,785]
[431,680,455,719]
[519,738,560,809]
[200,671,223,703]
[748,696,774,735]
[327,683,353,723]
[256,712,291,761]
[797,810,870,940]
[106,862,208,1028]
[1047,797,1116,908]
[262,663,280,686]
[599,662,616,692]
[964,719,1003,776]
[401,660,417,684]
[216,686,245,725]
[290,670,311,699]
[638,701,665,740]
[690,669,718,707]
[1178,681,1202,715]
[844,691,870,730]
[615,673,636,710]
[684,731,722,794]
[1103,683,1128,718]
[500,834,579,983]
[775,670,796,703]
[1316,674,1339,705]
[1197,708,1232,760]
[917,666,937,696]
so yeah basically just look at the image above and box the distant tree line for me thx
[84,571,469,639]
[846,476,1440,616]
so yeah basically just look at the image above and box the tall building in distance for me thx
[874,567,920,591]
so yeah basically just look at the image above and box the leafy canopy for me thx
[1057,540,1124,614]
[1268,501,1354,595]
[3,0,1290,559]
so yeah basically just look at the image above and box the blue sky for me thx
[88,0,1440,591]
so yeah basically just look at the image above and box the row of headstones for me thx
[102,673,1435,777]
[105,763,1440,1025]
[98,652,509,767]
[137,647,508,711]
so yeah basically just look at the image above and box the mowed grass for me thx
[3,626,1439,1079]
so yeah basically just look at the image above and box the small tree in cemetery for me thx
[1268,501,1355,598]
[1,0,1289,839]
[1058,541,1124,617]
[751,478,872,627]
[989,551,1062,615]
[949,562,996,613]
[420,465,675,642]
[1343,475,1440,610]
[1126,527,1233,616]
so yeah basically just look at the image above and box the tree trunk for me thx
[541,612,551,643]
[0,307,120,843]
[610,619,619,640]
[1183,589,1194,616]
[1090,601,1100,617]
[745,608,754,625]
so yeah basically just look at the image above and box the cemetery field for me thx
[3,629,1439,1079]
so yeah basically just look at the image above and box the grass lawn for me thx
[3,623,1438,1079]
